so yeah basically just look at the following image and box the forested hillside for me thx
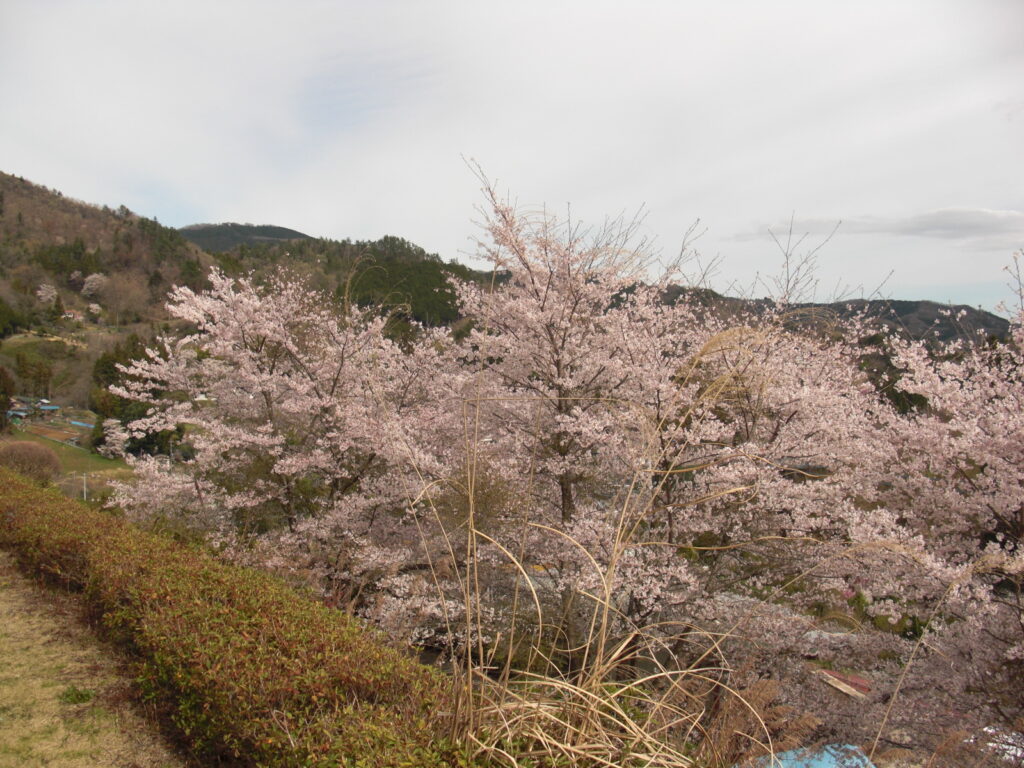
[0,172,212,407]
[0,168,1011,409]
[0,171,209,322]
[199,232,493,327]
[0,173,491,407]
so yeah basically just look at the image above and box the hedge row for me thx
[0,469,460,767]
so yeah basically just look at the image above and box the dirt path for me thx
[0,551,191,768]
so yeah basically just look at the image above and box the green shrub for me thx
[58,685,95,704]
[0,469,460,767]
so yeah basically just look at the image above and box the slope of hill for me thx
[0,171,211,323]
[0,172,216,408]
[179,222,312,253]
[0,168,1012,412]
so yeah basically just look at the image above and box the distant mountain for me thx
[662,285,1010,343]
[0,166,1012,379]
[832,298,1009,342]
[179,223,312,253]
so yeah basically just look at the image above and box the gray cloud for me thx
[733,209,1024,251]
[993,99,1024,122]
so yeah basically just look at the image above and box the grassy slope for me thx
[0,428,131,503]
[0,550,189,768]
[3,428,126,474]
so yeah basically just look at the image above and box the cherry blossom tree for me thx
[450,188,705,654]
[35,282,57,306]
[106,190,1023,757]
[869,262,1024,743]
[108,268,466,613]
[80,272,108,298]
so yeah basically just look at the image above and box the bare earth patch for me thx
[0,550,190,768]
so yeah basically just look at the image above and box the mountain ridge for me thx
[178,222,312,253]
[1,169,1012,346]
[0,169,1013,412]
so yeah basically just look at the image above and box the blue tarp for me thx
[69,420,95,428]
[747,744,875,768]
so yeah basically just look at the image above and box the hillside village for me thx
[5,396,94,441]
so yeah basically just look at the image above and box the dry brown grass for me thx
[0,550,191,768]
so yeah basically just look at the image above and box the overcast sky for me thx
[2,2,1022,309]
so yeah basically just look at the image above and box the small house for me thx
[6,408,32,424]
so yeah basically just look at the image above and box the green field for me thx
[3,428,127,475]
[1,428,132,503]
